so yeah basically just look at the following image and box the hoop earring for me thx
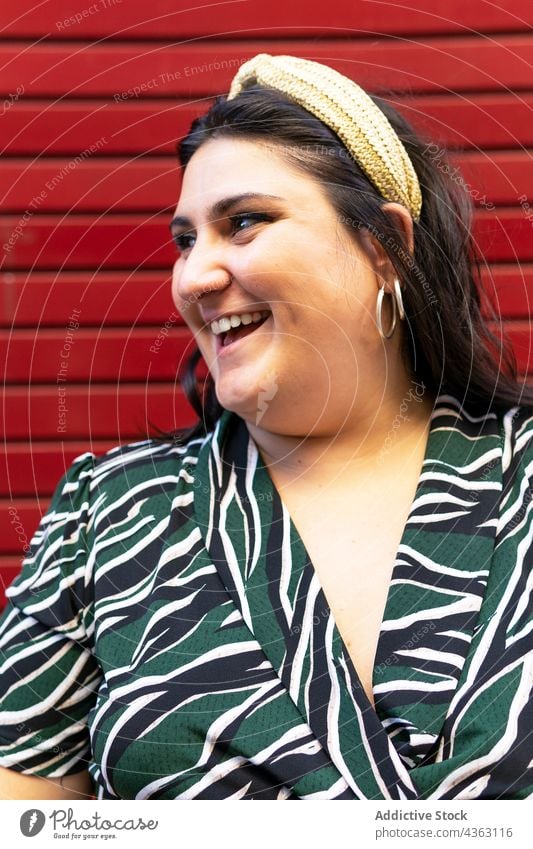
[376,283,397,339]
[394,278,405,320]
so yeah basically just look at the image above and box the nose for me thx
[174,231,232,305]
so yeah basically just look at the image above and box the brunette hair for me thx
[167,84,533,442]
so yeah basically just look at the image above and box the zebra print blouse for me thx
[0,394,531,799]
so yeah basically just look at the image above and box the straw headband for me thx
[227,53,422,221]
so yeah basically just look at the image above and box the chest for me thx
[273,475,421,705]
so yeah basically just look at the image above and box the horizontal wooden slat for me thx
[2,38,533,99]
[0,559,23,607]
[452,152,533,206]
[472,209,533,261]
[0,100,201,156]
[0,157,181,212]
[1,327,201,383]
[489,322,532,375]
[3,152,533,212]
[393,93,533,150]
[0,499,46,552]
[4,210,533,268]
[0,271,175,327]
[6,0,533,39]
[1,214,172,268]
[5,95,533,158]
[0,443,114,497]
[479,265,533,320]
[1,385,197,439]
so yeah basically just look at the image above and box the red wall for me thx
[2,0,533,600]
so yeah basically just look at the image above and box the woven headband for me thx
[227,53,422,221]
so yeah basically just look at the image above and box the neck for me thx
[245,378,435,479]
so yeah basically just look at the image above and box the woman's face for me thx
[171,137,401,436]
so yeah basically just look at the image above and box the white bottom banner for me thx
[2,799,529,848]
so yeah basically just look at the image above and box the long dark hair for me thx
[168,83,533,443]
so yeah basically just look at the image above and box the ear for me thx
[381,202,414,256]
[356,202,415,288]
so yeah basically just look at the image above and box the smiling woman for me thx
[0,53,532,801]
[169,137,424,437]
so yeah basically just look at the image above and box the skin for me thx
[0,765,94,799]
[171,137,435,480]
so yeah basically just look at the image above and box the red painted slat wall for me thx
[1,0,533,603]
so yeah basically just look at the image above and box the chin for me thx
[214,386,259,421]
[215,372,280,426]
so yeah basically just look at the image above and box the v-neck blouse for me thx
[0,394,531,799]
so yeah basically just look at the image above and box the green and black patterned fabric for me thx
[0,394,531,799]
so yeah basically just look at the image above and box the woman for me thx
[0,54,531,800]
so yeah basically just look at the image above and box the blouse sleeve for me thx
[0,453,103,778]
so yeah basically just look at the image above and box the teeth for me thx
[210,310,270,336]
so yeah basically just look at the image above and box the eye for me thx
[172,231,195,252]
[171,212,272,254]
[230,212,272,233]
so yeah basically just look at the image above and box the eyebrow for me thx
[169,192,286,231]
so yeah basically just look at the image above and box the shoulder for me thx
[53,433,213,503]
[27,430,218,555]
[5,428,220,624]
[8,430,213,572]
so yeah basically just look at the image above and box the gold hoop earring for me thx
[376,283,397,339]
